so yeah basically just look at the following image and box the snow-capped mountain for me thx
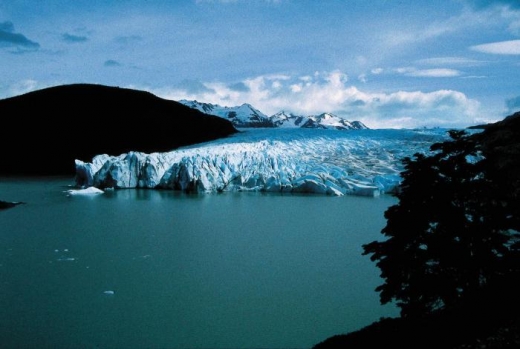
[270,111,310,128]
[299,112,368,130]
[179,100,272,127]
[74,128,450,197]
[179,100,368,130]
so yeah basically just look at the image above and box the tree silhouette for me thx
[363,129,520,318]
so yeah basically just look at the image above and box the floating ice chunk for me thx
[65,187,104,196]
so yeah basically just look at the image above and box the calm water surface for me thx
[0,177,398,349]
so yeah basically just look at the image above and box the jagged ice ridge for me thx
[74,128,450,197]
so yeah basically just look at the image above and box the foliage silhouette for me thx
[312,112,520,348]
[362,127,520,318]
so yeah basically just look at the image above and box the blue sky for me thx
[1,0,519,128]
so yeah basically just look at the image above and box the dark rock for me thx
[0,200,24,210]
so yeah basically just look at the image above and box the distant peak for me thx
[178,98,368,130]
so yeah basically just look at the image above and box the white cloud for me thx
[470,39,520,54]
[394,67,462,77]
[262,74,291,81]
[467,2,520,35]
[324,70,348,86]
[407,68,462,77]
[0,79,68,100]
[6,79,44,97]
[371,68,383,75]
[415,57,483,66]
[271,81,282,89]
[394,67,411,74]
[378,4,520,65]
[461,75,487,79]
[195,0,237,3]
[290,83,302,92]
[196,0,282,2]
[381,8,495,49]
[146,70,483,129]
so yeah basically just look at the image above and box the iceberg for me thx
[75,128,450,197]
[65,187,104,196]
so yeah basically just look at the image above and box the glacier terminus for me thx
[74,128,451,197]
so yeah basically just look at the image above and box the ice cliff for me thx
[74,128,450,196]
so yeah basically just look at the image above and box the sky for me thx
[1,0,519,129]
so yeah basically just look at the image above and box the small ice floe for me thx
[65,187,104,196]
[103,290,115,296]
[54,248,69,253]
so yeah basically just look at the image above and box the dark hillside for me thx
[0,84,238,175]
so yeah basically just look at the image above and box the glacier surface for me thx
[75,128,451,197]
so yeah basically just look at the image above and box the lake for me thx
[0,177,398,349]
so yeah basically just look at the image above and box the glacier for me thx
[74,128,451,197]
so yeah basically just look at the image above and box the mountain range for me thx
[179,100,368,130]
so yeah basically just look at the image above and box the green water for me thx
[0,177,398,348]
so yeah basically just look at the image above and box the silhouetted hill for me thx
[0,84,238,175]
